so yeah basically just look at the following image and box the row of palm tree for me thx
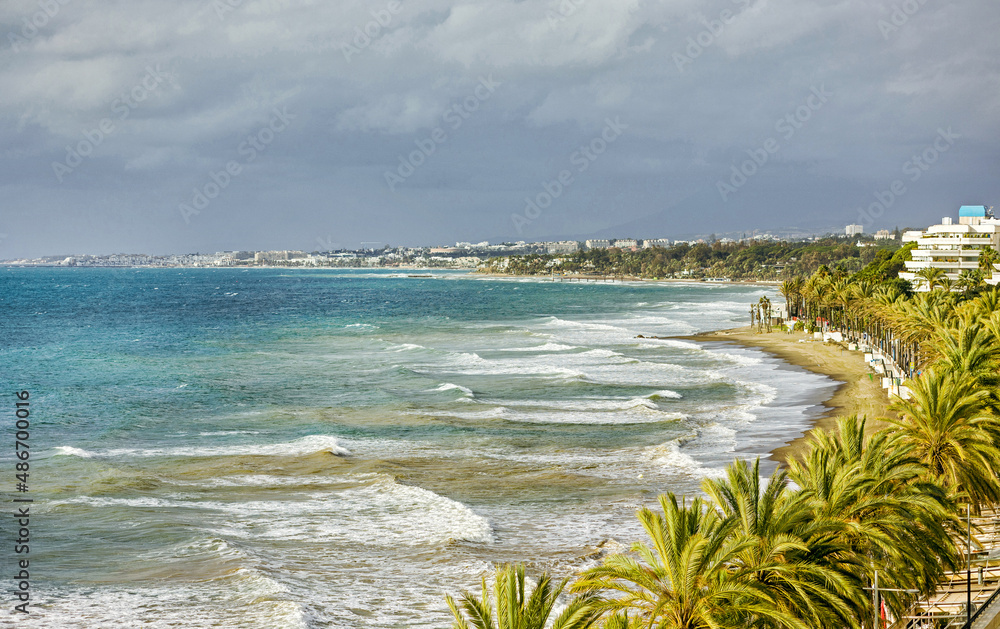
[447,269,1000,629]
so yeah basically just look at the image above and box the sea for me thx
[0,268,838,627]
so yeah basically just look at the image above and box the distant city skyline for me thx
[1,230,891,265]
[1,0,998,259]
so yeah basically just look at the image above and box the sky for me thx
[1,0,998,258]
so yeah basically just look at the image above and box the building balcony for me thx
[904,260,983,271]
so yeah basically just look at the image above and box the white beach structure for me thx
[899,205,1000,290]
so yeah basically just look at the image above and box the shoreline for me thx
[675,326,895,464]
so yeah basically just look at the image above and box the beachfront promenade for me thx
[685,325,1000,628]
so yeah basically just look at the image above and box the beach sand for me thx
[677,326,896,464]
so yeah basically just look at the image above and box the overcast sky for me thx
[1,0,998,257]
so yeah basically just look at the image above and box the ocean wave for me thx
[447,351,484,366]
[14,568,313,629]
[52,475,494,548]
[56,496,178,509]
[539,316,624,332]
[435,363,587,379]
[388,342,426,352]
[487,397,663,412]
[633,338,702,350]
[646,389,683,400]
[431,382,474,397]
[578,348,627,360]
[645,439,725,478]
[432,405,687,425]
[496,342,578,352]
[215,476,494,547]
[54,446,94,458]
[52,435,351,459]
[696,402,759,425]
[714,352,763,367]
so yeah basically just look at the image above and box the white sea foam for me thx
[496,342,578,352]
[53,476,493,547]
[633,338,702,350]
[433,405,686,425]
[645,439,725,478]
[432,382,474,397]
[714,351,764,367]
[209,476,494,547]
[389,342,426,352]
[539,316,624,332]
[54,446,94,458]
[56,496,178,509]
[487,397,663,412]
[7,569,313,628]
[53,435,351,459]
[167,474,353,488]
[647,389,683,399]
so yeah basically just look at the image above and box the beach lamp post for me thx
[865,570,918,629]
[968,503,972,624]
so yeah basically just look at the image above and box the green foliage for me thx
[447,564,600,629]
[480,238,902,281]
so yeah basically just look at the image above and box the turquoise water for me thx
[0,268,835,627]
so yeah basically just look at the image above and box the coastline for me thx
[676,326,895,464]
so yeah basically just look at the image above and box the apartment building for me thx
[900,206,1000,289]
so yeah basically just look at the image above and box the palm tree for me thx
[956,269,986,294]
[787,416,960,620]
[703,459,861,628]
[915,267,946,291]
[926,323,1000,381]
[888,369,1000,509]
[780,280,801,320]
[447,564,599,629]
[573,494,804,629]
[978,248,1000,280]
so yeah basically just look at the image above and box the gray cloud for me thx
[1,0,998,257]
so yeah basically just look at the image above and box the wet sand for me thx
[676,326,895,464]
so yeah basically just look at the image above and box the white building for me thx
[874,230,893,240]
[546,241,579,254]
[846,224,864,236]
[900,206,1000,290]
[642,239,671,248]
[614,239,638,250]
[585,239,612,249]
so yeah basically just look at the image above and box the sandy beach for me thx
[677,326,895,464]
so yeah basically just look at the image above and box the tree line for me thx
[478,238,903,281]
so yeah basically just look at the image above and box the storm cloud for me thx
[1,0,998,257]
